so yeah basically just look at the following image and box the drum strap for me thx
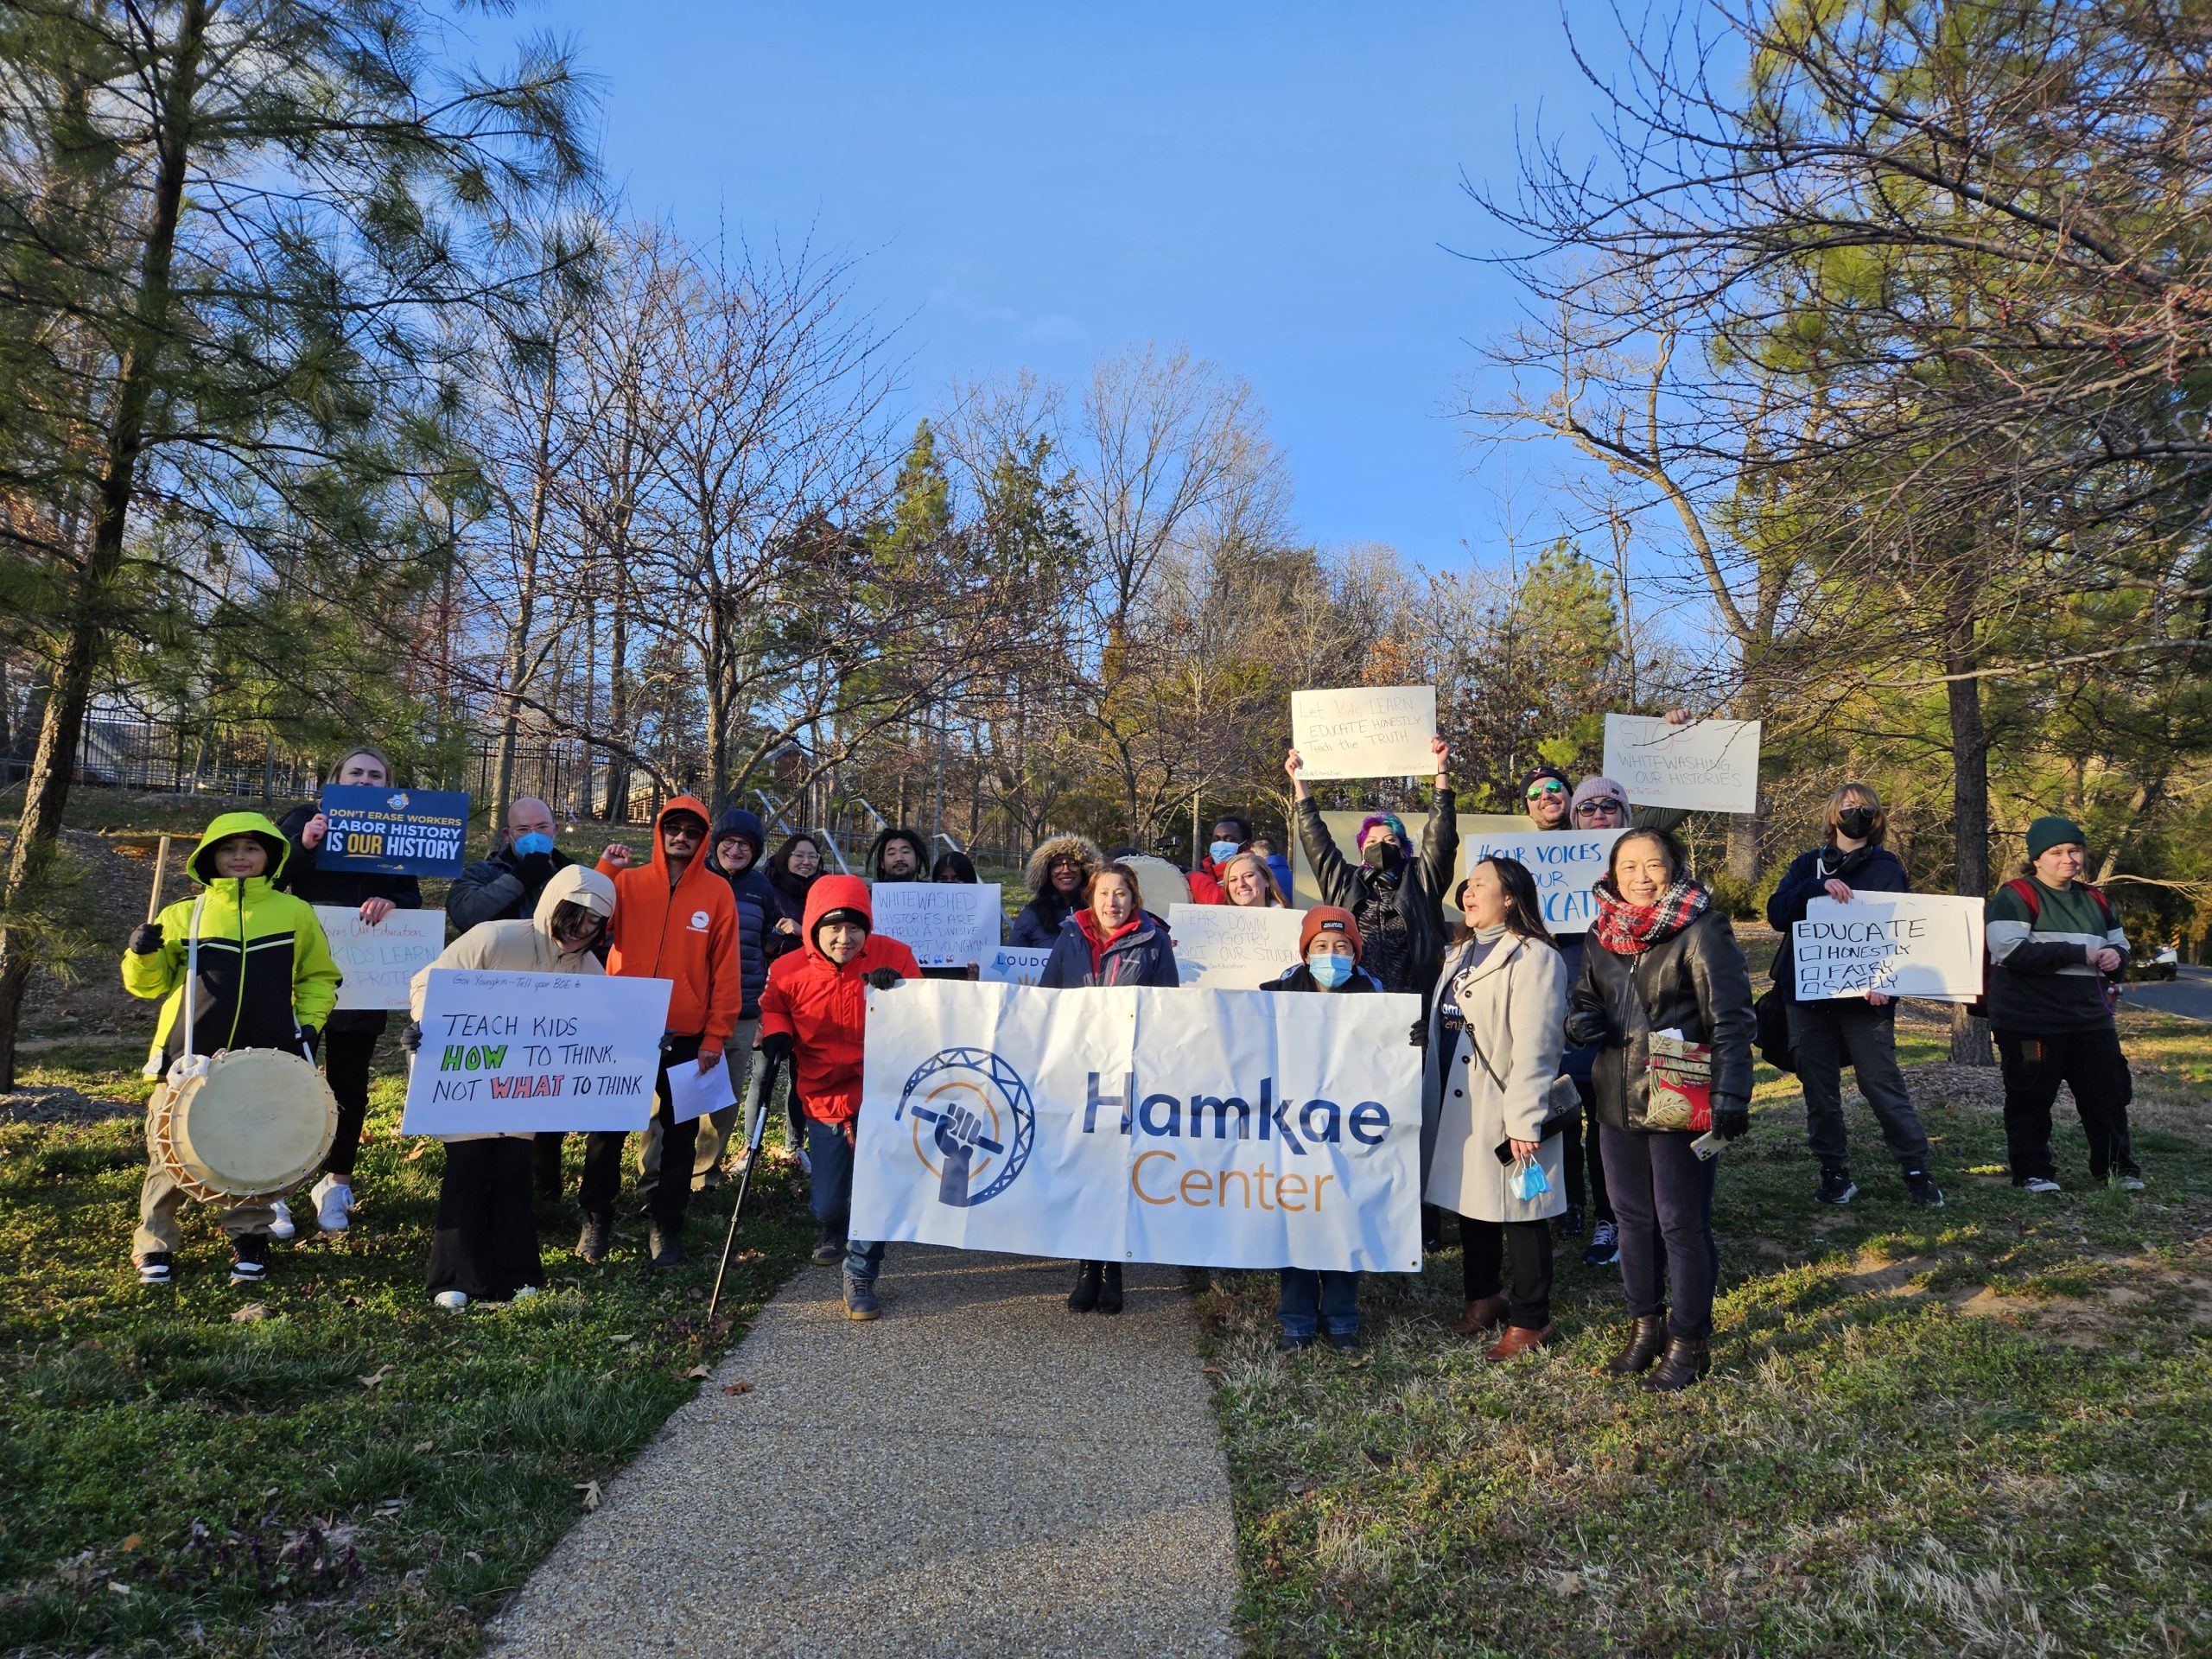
[169,894,211,1086]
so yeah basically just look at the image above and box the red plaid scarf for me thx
[1590,874,1711,955]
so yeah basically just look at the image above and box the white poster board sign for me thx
[400,969,673,1135]
[870,882,1001,969]
[1168,904,1304,990]
[981,946,1053,986]
[1291,686,1437,781]
[1458,829,1624,935]
[314,906,445,1011]
[851,981,1424,1272]
[1793,894,1985,1002]
[1602,714,1763,813]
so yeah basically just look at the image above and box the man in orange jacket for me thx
[578,797,742,1268]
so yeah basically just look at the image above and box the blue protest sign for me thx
[318,785,471,877]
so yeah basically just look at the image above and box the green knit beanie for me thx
[2025,816,2087,861]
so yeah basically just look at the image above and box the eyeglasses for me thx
[1526,781,1567,800]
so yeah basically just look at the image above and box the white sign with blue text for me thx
[851,981,1425,1272]
[1458,829,1624,936]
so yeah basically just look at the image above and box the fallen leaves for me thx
[358,1363,393,1389]
[575,1480,601,1512]
[721,1379,753,1396]
[230,1303,267,1324]
[683,1364,711,1379]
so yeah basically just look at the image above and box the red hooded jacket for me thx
[597,796,743,1058]
[758,874,921,1126]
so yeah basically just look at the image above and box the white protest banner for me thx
[313,906,444,1011]
[1290,685,1437,781]
[981,946,1053,986]
[1458,828,1624,935]
[1167,904,1304,990]
[1602,714,1763,814]
[400,969,673,1135]
[850,981,1424,1272]
[1793,894,1985,1002]
[869,882,1001,969]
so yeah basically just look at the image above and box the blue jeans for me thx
[1277,1269,1360,1339]
[806,1117,886,1286]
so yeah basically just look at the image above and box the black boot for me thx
[1096,1262,1124,1316]
[648,1216,683,1268]
[1067,1260,1103,1313]
[1605,1315,1668,1376]
[575,1210,612,1265]
[1642,1335,1711,1392]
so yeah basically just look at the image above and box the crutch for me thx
[707,1048,785,1324]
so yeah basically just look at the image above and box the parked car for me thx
[2124,946,2180,982]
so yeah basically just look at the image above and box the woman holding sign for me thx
[1566,828,1754,1391]
[1039,862,1180,1315]
[407,864,618,1308]
[1424,858,1570,1361]
[276,744,424,1238]
[1764,785,1941,1210]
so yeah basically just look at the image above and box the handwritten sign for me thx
[1291,686,1437,781]
[317,785,471,877]
[313,906,444,1011]
[869,882,1001,969]
[981,946,1054,986]
[400,969,673,1135]
[1793,894,1984,1002]
[1459,829,1624,935]
[1168,904,1305,989]
[1602,715,1762,814]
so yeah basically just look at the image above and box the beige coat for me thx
[1422,931,1570,1223]
[408,864,615,1142]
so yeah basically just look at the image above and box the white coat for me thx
[1421,930,1570,1224]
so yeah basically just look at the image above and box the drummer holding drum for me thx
[124,812,343,1288]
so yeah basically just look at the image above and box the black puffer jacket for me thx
[1294,787,1458,1008]
[1565,905,1755,1133]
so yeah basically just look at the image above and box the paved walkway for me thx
[489,1246,1240,1657]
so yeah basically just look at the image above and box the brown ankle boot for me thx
[1451,1294,1510,1336]
[1641,1335,1711,1392]
[1482,1322,1554,1362]
[1604,1315,1668,1376]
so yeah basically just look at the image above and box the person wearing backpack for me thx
[1987,817,2139,1193]
[1764,784,1942,1209]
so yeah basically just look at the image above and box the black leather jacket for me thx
[1565,906,1755,1133]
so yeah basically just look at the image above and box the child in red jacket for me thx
[759,874,920,1320]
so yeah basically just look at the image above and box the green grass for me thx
[0,1038,811,1658]
[1198,1008,2212,1657]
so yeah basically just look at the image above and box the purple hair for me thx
[1356,812,1409,850]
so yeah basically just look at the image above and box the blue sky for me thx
[505,3,1617,569]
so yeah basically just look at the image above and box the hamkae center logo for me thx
[893,1048,1036,1208]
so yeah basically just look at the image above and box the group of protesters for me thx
[120,729,2143,1391]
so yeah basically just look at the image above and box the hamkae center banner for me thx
[849,981,1425,1273]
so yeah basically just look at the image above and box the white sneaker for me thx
[432,1289,467,1310]
[312,1174,354,1232]
[267,1199,296,1241]
[795,1147,812,1177]
[2020,1176,2063,1195]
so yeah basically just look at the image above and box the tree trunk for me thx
[1945,593,1994,1067]
[1726,789,1765,883]
[0,2,207,1090]
[492,353,561,850]
[602,555,629,820]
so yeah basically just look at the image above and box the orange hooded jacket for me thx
[597,796,743,1058]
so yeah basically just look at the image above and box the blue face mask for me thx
[1308,953,1354,989]
[512,831,554,858]
[1209,840,1242,865]
[1510,1159,1552,1202]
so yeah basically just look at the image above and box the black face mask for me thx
[1362,839,1402,872]
[1836,808,1876,841]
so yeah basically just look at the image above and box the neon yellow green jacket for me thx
[123,811,342,1075]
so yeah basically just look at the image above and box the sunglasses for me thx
[1526,781,1567,800]
[1574,799,1624,816]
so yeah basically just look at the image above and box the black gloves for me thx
[1713,1103,1750,1141]
[401,1021,423,1054]
[297,1025,321,1061]
[866,967,903,991]
[128,922,165,956]
[518,850,556,884]
[1408,1018,1427,1048]
[758,1031,794,1065]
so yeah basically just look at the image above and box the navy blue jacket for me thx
[1765,842,1910,1002]
[709,808,783,1018]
